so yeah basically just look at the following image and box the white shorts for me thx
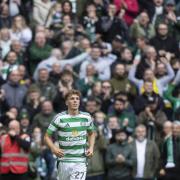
[57,161,87,180]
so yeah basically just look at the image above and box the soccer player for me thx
[44,89,95,180]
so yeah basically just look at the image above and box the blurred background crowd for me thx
[0,0,180,180]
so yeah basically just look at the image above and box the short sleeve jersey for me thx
[46,111,95,163]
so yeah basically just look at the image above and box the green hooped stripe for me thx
[60,117,89,123]
[64,153,85,158]
[58,135,87,141]
[60,144,87,150]
[59,126,87,132]
[51,121,59,128]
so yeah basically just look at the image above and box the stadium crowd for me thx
[0,0,180,180]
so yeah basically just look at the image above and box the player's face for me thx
[66,94,80,111]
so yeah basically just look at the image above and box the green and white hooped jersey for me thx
[46,111,95,163]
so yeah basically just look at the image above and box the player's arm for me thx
[87,131,95,156]
[86,118,96,157]
[44,115,64,157]
[44,133,64,157]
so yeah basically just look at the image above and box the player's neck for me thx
[68,109,79,116]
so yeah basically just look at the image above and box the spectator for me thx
[76,64,99,97]
[107,116,120,142]
[49,63,62,85]
[33,0,52,26]
[156,61,168,78]
[151,0,164,25]
[86,127,107,180]
[25,87,41,123]
[53,70,75,112]
[88,81,102,100]
[160,121,180,180]
[133,81,164,114]
[61,39,81,59]
[33,48,89,81]
[0,106,18,127]
[111,35,126,58]
[62,0,75,20]
[93,111,111,140]
[30,126,48,180]
[108,98,136,132]
[0,120,30,180]
[132,124,160,179]
[113,0,139,26]
[32,100,56,134]
[31,68,57,101]
[0,4,12,28]
[84,97,101,116]
[110,63,137,96]
[0,88,9,123]
[137,95,167,145]
[79,44,116,80]
[45,2,63,29]
[164,74,180,120]
[128,57,175,96]
[155,0,180,40]
[19,109,31,134]
[10,15,32,47]
[100,81,113,114]
[135,45,158,79]
[11,40,26,65]
[18,65,31,86]
[106,129,134,180]
[96,3,129,42]
[0,28,12,59]
[111,47,134,72]
[28,32,52,75]
[1,69,27,109]
[130,11,155,40]
[82,3,98,42]
[1,51,19,80]
[150,23,179,57]
[133,36,149,63]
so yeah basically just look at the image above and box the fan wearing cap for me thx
[154,0,180,42]
[19,109,31,135]
[111,35,125,58]
[137,95,167,146]
[106,129,134,180]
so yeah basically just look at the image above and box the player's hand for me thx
[86,148,94,157]
[51,146,64,157]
